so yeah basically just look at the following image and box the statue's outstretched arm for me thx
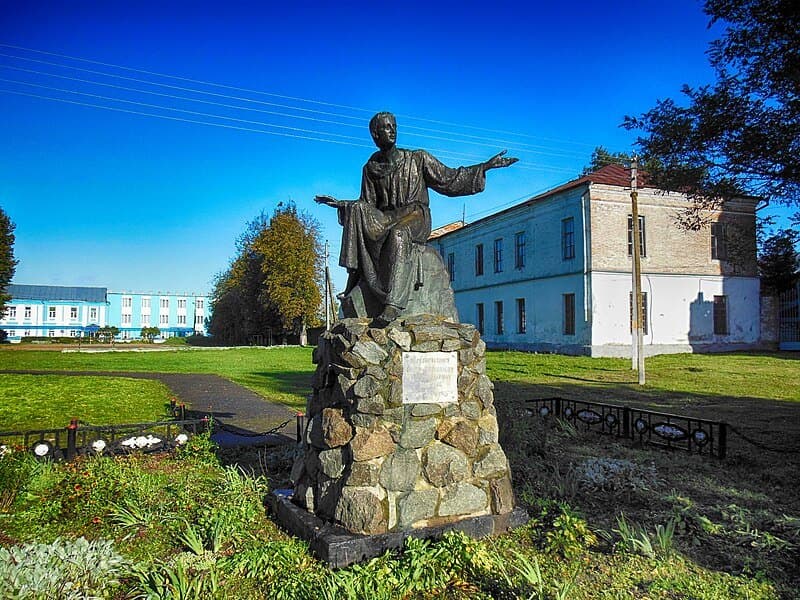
[483,150,519,171]
[314,195,351,208]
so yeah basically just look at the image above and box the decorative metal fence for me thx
[0,418,209,461]
[528,397,727,458]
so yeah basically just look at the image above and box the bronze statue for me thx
[316,111,517,327]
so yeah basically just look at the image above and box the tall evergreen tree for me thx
[0,207,18,316]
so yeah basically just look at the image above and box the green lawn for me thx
[0,374,172,431]
[0,346,314,410]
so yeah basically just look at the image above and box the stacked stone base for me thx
[291,315,515,535]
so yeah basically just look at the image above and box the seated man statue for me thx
[316,111,517,327]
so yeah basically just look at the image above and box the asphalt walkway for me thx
[1,370,299,446]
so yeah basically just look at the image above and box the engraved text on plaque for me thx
[402,351,458,404]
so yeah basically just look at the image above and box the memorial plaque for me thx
[402,351,458,404]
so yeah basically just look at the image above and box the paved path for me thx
[1,370,299,445]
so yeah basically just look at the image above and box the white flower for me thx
[33,442,50,457]
[91,439,107,453]
[175,433,189,445]
[121,437,137,448]
[0,444,9,458]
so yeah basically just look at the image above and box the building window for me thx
[711,222,728,260]
[8,330,15,337]
[89,307,97,322]
[495,301,504,334]
[195,315,204,325]
[160,298,169,309]
[48,306,56,319]
[178,299,187,309]
[514,232,526,269]
[178,315,187,325]
[562,218,575,260]
[475,244,484,276]
[48,330,55,337]
[24,306,32,319]
[160,314,169,325]
[142,298,150,309]
[122,297,132,308]
[122,314,131,325]
[627,215,647,257]
[141,315,149,327]
[447,252,455,282]
[476,303,484,335]
[196,299,204,310]
[629,291,649,335]
[70,307,78,320]
[563,293,576,335]
[5,306,15,319]
[713,295,728,334]
[516,298,526,334]
[494,239,503,273]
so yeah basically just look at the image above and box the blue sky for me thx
[0,0,791,296]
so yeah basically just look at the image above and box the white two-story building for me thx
[432,164,761,356]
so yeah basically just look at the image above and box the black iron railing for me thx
[528,397,727,458]
[0,418,209,461]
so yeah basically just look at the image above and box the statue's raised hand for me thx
[484,150,519,170]
[314,195,346,208]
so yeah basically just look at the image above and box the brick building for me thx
[432,164,761,356]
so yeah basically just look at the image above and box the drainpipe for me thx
[580,190,592,326]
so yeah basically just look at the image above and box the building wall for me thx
[589,185,758,277]
[107,292,208,339]
[438,186,590,353]
[433,178,761,357]
[590,272,761,356]
[0,298,108,339]
[2,288,209,341]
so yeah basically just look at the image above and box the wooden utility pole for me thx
[630,157,645,384]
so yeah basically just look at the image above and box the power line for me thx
[0,55,588,161]
[0,78,578,174]
[0,43,598,150]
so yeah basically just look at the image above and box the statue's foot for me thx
[372,305,400,328]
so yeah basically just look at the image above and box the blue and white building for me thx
[432,165,762,356]
[1,284,209,342]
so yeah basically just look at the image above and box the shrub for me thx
[0,537,127,599]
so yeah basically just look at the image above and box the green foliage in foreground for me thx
[0,439,778,600]
[0,374,172,431]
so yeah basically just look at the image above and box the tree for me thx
[208,203,324,345]
[758,229,799,294]
[97,326,120,343]
[140,326,161,342]
[253,203,323,342]
[0,207,18,316]
[624,0,800,228]
[582,147,633,175]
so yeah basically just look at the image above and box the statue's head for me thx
[369,112,397,150]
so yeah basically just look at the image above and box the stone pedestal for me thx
[291,315,515,535]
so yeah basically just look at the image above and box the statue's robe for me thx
[337,148,487,315]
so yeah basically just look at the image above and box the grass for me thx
[0,346,314,411]
[0,374,172,431]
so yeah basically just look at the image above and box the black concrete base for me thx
[267,489,530,568]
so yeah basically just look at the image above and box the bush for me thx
[0,537,128,599]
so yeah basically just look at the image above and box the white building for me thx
[1,284,210,342]
[432,165,761,357]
